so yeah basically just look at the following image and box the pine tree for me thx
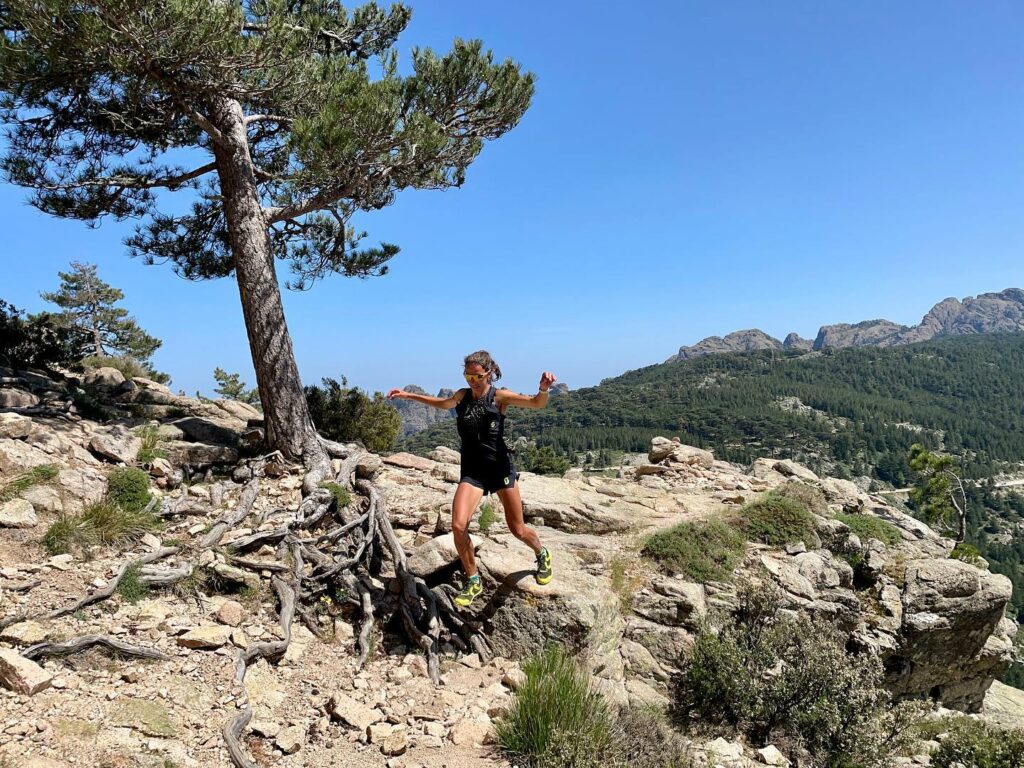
[213,367,260,407]
[908,443,968,542]
[40,262,161,361]
[0,2,533,464]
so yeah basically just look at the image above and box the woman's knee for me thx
[452,516,470,538]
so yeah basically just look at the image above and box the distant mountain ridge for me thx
[667,288,1024,362]
[392,385,455,437]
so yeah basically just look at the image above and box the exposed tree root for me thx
[3,440,491,768]
[23,634,170,661]
[5,579,41,593]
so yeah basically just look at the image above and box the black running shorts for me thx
[460,458,517,495]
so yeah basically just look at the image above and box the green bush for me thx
[611,707,695,768]
[774,480,828,516]
[117,562,150,604]
[320,482,352,510]
[950,542,984,566]
[930,717,1024,768]
[71,389,115,420]
[42,513,79,555]
[642,519,747,582]
[496,645,615,768]
[0,464,58,503]
[79,499,160,545]
[517,444,572,476]
[106,467,152,512]
[676,582,923,766]
[306,376,400,454]
[835,512,902,547]
[478,503,499,533]
[737,492,820,548]
[134,424,166,464]
[43,488,161,555]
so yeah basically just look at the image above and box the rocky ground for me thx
[1,366,1022,767]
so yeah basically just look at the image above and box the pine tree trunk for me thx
[210,98,323,463]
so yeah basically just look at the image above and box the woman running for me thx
[388,350,556,607]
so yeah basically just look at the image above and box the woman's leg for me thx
[495,484,542,553]
[452,481,485,576]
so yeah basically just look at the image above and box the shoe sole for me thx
[535,575,552,585]
[455,588,482,608]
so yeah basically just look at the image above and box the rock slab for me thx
[0,648,52,695]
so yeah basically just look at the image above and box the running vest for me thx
[455,386,508,461]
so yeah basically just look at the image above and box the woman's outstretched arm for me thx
[495,371,557,410]
[387,388,464,410]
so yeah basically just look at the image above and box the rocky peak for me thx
[392,384,455,437]
[667,329,782,362]
[782,332,813,351]
[812,319,908,350]
[669,288,1024,360]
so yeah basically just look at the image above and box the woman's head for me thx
[463,350,502,385]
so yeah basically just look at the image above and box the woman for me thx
[388,350,556,607]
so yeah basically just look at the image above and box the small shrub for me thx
[643,519,747,582]
[841,550,866,572]
[950,542,984,566]
[0,463,58,503]
[44,499,161,555]
[320,482,352,510]
[836,512,902,547]
[929,716,1024,768]
[517,444,572,476]
[173,566,211,599]
[239,583,267,608]
[496,644,615,768]
[117,563,150,604]
[478,503,499,533]
[134,424,166,464]
[79,499,161,546]
[612,707,695,768]
[106,467,152,512]
[774,480,828,516]
[43,513,79,555]
[71,389,114,420]
[676,581,923,765]
[736,492,819,548]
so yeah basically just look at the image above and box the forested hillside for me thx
[401,333,1024,485]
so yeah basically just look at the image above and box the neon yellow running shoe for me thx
[535,547,553,585]
[455,575,483,608]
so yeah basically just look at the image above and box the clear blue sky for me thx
[3,1,1023,398]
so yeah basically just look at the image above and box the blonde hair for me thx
[464,350,502,382]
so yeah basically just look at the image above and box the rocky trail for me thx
[0,365,1022,767]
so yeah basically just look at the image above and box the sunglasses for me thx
[463,372,489,382]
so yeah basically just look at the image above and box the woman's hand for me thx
[386,389,408,400]
[539,371,557,392]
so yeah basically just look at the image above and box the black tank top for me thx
[455,386,508,463]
